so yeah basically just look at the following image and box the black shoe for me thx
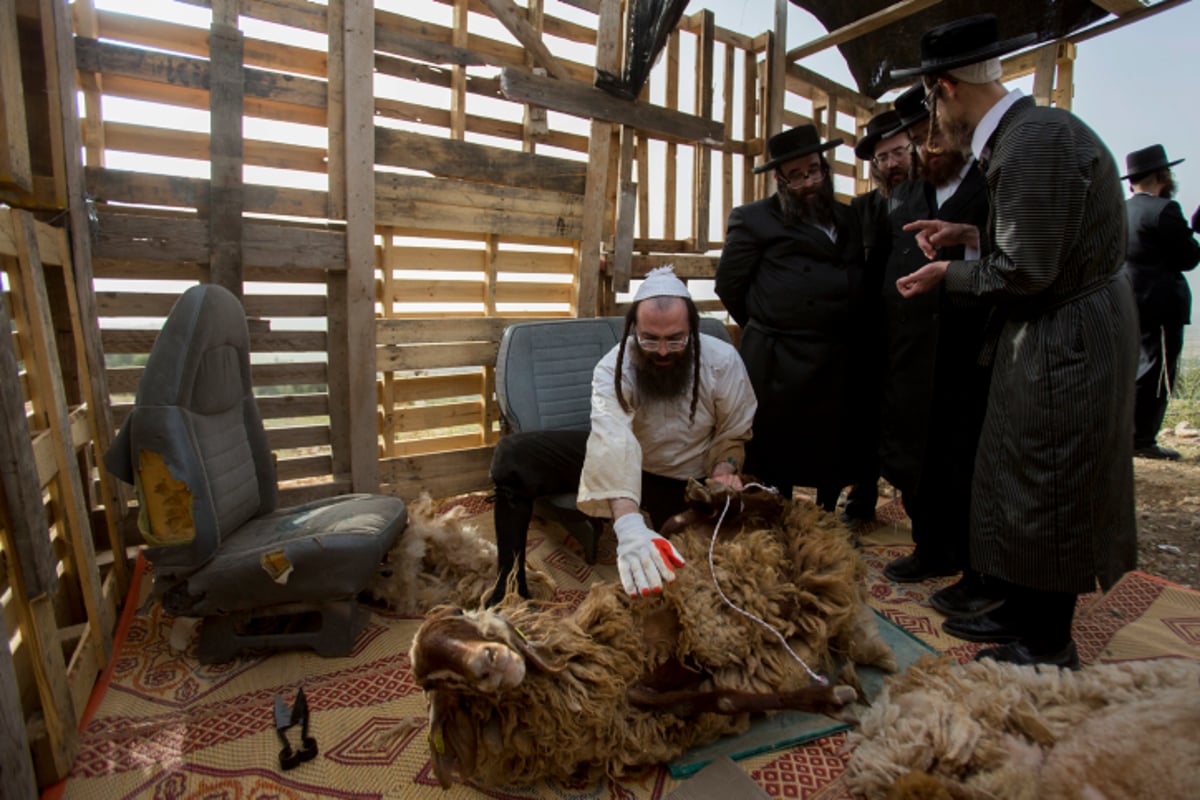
[930,578,1005,618]
[1134,444,1181,461]
[941,610,1021,643]
[883,552,958,583]
[975,640,1080,670]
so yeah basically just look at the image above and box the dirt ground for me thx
[1132,423,1199,589]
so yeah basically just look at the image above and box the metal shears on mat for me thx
[274,687,319,770]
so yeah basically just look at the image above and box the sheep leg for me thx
[626,683,857,719]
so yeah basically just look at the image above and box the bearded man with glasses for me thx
[487,267,756,606]
[716,124,871,515]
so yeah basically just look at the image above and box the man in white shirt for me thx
[487,267,756,606]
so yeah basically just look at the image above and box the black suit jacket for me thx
[1123,193,1200,328]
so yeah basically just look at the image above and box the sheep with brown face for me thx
[408,484,896,789]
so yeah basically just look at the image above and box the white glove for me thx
[612,513,685,598]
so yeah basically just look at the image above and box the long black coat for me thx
[1122,193,1199,329]
[944,97,1138,593]
[878,169,991,495]
[715,195,868,491]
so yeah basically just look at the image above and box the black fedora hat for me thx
[883,84,930,138]
[889,14,1037,82]
[754,124,843,174]
[854,110,902,161]
[1121,144,1185,181]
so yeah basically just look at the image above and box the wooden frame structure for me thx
[0,0,1180,792]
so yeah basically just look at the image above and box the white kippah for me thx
[947,57,1002,84]
[633,265,691,302]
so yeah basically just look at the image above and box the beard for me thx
[778,179,835,228]
[871,160,910,196]
[921,146,968,188]
[631,344,693,404]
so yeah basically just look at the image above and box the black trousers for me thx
[488,430,690,604]
[1133,321,1184,448]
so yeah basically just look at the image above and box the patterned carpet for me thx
[48,494,1200,799]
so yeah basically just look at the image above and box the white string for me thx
[1158,325,1173,399]
[705,483,828,686]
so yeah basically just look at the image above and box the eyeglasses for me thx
[636,332,689,352]
[778,165,826,188]
[873,144,914,166]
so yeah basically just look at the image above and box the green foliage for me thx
[1164,357,1200,430]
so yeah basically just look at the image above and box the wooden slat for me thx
[380,445,495,499]
[74,38,328,111]
[0,614,38,798]
[31,406,90,490]
[384,278,570,306]
[376,316,512,344]
[255,393,329,419]
[374,128,586,194]
[387,431,488,458]
[86,166,329,219]
[264,424,330,450]
[278,478,348,507]
[376,197,582,240]
[692,10,714,251]
[275,453,332,482]
[385,399,484,433]
[378,342,500,371]
[500,67,725,147]
[375,172,584,219]
[380,372,485,403]
[100,328,327,355]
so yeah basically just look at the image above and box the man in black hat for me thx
[716,124,869,512]
[840,109,913,530]
[888,14,1138,669]
[873,83,998,620]
[1120,145,1200,461]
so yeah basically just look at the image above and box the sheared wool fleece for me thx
[416,498,895,787]
[369,493,555,615]
[844,655,1200,800]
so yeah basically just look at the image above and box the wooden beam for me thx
[786,0,944,62]
[1030,42,1058,106]
[0,614,38,797]
[208,6,245,298]
[1089,0,1148,14]
[692,10,715,251]
[1069,0,1187,45]
[479,0,571,80]
[0,0,33,198]
[374,128,586,194]
[499,67,725,147]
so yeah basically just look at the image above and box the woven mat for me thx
[48,495,1200,799]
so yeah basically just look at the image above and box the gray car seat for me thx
[493,315,732,563]
[104,284,407,663]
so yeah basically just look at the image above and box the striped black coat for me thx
[942,96,1138,593]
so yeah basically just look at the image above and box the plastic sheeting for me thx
[789,0,1111,98]
[595,0,690,99]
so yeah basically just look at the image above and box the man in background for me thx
[1120,145,1200,460]
[717,124,869,513]
[874,84,998,621]
[890,14,1137,669]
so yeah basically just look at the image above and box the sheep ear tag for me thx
[274,687,319,770]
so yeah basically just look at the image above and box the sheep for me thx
[843,654,1200,799]
[407,481,897,789]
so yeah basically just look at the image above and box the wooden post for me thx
[1,0,33,199]
[741,46,756,204]
[73,0,106,169]
[340,0,380,490]
[692,9,714,252]
[0,613,38,798]
[450,0,469,140]
[612,125,636,292]
[766,1,788,143]
[664,30,680,241]
[327,0,350,477]
[576,0,622,318]
[1053,42,1076,110]
[720,41,734,232]
[1031,41,1058,107]
[209,0,244,298]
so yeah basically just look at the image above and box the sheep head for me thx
[409,606,563,694]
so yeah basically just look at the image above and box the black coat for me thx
[878,168,991,494]
[715,195,868,490]
[1122,193,1200,329]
